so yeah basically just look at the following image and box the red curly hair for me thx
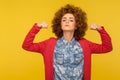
[51,4,88,40]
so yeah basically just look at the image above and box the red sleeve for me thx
[87,27,113,53]
[22,23,47,54]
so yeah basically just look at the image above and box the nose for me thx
[66,20,69,23]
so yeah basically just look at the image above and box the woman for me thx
[22,4,112,80]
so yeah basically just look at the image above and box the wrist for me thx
[37,23,42,27]
[97,26,102,31]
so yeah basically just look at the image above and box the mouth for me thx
[65,25,69,26]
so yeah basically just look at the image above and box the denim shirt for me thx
[53,37,84,80]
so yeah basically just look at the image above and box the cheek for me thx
[73,23,76,26]
[61,22,65,28]
[74,23,77,27]
[72,23,77,29]
[71,22,76,27]
[61,21,63,26]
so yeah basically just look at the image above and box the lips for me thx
[65,25,69,26]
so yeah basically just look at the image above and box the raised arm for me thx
[22,22,48,53]
[88,24,113,53]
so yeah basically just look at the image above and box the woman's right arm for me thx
[22,22,48,53]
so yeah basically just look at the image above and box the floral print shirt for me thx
[54,37,84,80]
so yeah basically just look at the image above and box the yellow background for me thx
[0,0,119,80]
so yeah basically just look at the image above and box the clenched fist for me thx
[90,24,102,31]
[37,22,48,28]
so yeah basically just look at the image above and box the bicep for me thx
[22,40,47,54]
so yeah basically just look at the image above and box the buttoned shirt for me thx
[53,37,84,80]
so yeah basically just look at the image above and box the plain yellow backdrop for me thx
[0,0,119,80]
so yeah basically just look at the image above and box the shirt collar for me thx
[60,36,76,45]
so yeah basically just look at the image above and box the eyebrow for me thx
[62,17,74,19]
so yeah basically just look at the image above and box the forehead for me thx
[62,13,75,18]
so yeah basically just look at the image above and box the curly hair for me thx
[51,4,88,40]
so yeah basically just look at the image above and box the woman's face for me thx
[61,13,76,32]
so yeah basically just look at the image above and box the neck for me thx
[63,31,74,42]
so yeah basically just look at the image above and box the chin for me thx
[62,27,75,31]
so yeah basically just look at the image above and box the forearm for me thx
[98,27,113,52]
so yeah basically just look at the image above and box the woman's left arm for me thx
[88,24,113,53]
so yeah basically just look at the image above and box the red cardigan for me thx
[22,24,112,80]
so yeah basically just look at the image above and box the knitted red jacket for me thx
[22,24,112,80]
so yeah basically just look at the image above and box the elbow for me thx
[105,44,113,53]
[108,42,113,52]
[108,45,113,52]
[22,43,28,50]
[22,44,25,49]
[103,41,113,52]
[22,44,26,50]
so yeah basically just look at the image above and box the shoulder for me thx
[49,37,58,41]
[77,38,90,44]
[44,37,58,47]
[78,38,88,42]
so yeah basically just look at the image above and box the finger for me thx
[90,24,96,29]
[42,22,48,28]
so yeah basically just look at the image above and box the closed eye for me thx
[69,20,74,22]
[62,19,66,22]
